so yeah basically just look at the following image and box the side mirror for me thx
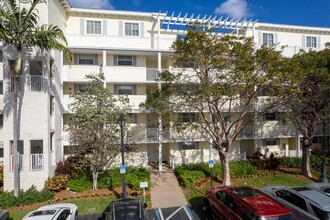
[144,202,148,208]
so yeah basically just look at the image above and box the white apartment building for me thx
[0,0,330,191]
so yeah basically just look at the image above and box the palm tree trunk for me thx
[11,59,20,197]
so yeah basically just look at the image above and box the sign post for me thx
[140,182,148,202]
[208,160,214,187]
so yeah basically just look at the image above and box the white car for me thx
[22,203,78,220]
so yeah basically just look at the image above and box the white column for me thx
[296,129,301,157]
[157,16,163,171]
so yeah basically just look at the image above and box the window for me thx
[265,112,277,121]
[263,33,274,45]
[0,51,3,62]
[114,85,136,95]
[86,20,101,34]
[275,190,307,211]
[179,113,199,122]
[0,147,3,158]
[0,82,2,95]
[74,84,87,93]
[56,209,71,220]
[50,96,54,115]
[306,36,317,48]
[128,113,138,124]
[265,138,277,146]
[74,54,98,65]
[179,142,199,150]
[114,55,137,66]
[125,22,139,36]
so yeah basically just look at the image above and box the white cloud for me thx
[214,0,250,18]
[69,0,114,9]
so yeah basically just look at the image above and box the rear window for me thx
[29,210,57,216]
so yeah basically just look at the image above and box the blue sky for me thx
[68,0,330,28]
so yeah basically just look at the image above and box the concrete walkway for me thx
[150,163,188,208]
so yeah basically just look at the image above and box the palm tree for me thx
[0,0,71,196]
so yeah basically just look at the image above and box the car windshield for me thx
[259,214,293,220]
[111,201,146,220]
[29,210,57,216]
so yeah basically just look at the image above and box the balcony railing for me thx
[31,154,43,171]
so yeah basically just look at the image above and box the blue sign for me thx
[120,165,126,174]
[208,160,214,168]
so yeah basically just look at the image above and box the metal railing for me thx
[29,75,43,91]
[31,154,43,171]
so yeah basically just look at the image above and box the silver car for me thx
[261,185,330,220]
[306,182,330,197]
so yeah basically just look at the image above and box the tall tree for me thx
[0,0,71,196]
[142,23,285,186]
[69,73,134,190]
[281,46,330,177]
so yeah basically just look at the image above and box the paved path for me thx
[150,164,188,208]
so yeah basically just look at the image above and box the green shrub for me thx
[177,169,206,187]
[98,167,151,190]
[98,169,122,189]
[45,174,68,192]
[229,161,258,178]
[279,157,302,168]
[0,185,54,209]
[67,173,92,192]
[310,155,328,170]
[126,168,151,190]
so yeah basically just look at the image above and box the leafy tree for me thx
[142,23,285,186]
[0,0,71,196]
[281,46,330,177]
[69,73,135,190]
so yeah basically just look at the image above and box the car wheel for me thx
[204,200,213,220]
[74,211,78,220]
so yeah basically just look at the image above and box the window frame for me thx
[179,142,199,150]
[115,55,137,66]
[86,20,102,35]
[179,113,199,123]
[114,84,137,95]
[74,54,98,65]
[262,33,274,45]
[306,36,317,48]
[124,22,140,36]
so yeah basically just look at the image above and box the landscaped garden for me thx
[0,154,329,220]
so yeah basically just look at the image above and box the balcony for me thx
[10,155,23,172]
[259,124,296,138]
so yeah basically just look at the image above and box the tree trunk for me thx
[11,59,20,197]
[302,140,312,178]
[219,151,231,186]
[92,169,99,190]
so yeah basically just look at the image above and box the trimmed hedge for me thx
[174,161,258,187]
[67,167,151,192]
[0,185,54,209]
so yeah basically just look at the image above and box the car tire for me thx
[74,211,78,220]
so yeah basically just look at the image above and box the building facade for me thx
[0,0,330,191]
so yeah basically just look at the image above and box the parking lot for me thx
[79,205,206,220]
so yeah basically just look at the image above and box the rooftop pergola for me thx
[153,12,257,34]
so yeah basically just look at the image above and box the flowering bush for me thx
[45,174,68,192]
[0,165,3,187]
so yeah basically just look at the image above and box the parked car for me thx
[306,182,330,196]
[261,185,330,220]
[0,210,11,220]
[22,203,78,220]
[204,186,293,220]
[99,198,149,220]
